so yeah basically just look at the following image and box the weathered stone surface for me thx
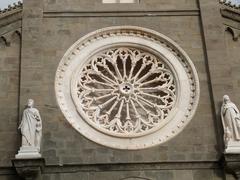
[43,0,198,12]
[40,169,224,180]
[0,29,21,167]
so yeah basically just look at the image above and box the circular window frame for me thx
[55,26,200,150]
[71,44,181,138]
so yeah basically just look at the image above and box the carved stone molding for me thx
[221,8,240,23]
[12,158,45,180]
[55,26,200,149]
[219,0,240,10]
[0,1,22,14]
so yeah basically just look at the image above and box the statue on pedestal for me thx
[15,99,42,159]
[221,95,240,153]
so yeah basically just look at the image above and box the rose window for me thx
[55,26,200,149]
[72,47,176,137]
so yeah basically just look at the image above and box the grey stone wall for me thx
[39,15,217,164]
[0,29,21,166]
[224,31,240,103]
[42,169,224,180]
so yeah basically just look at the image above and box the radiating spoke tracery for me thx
[74,47,176,136]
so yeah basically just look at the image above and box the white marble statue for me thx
[15,99,42,159]
[221,95,240,153]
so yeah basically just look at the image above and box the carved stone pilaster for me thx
[222,153,240,180]
[12,158,45,180]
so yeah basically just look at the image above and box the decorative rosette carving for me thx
[72,47,176,137]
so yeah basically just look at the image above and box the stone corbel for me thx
[225,26,240,41]
[12,158,45,180]
[0,35,11,46]
[0,29,21,46]
[222,154,240,179]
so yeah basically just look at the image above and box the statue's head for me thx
[27,99,34,108]
[223,95,231,104]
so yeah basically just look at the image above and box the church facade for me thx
[0,0,240,179]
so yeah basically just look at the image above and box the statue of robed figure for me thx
[221,95,240,153]
[15,99,42,159]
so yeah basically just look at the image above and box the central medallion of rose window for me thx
[71,47,176,137]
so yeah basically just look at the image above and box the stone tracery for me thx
[72,47,176,137]
[55,26,200,149]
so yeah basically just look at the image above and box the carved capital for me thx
[12,158,45,180]
[222,153,240,179]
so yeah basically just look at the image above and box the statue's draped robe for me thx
[19,108,42,150]
[221,102,240,141]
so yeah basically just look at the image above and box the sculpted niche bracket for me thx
[55,26,200,149]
